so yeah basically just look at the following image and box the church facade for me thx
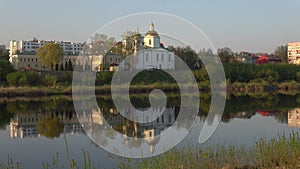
[122,22,175,70]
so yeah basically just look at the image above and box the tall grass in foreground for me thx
[2,132,300,169]
[116,132,300,169]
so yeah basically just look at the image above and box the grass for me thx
[116,132,300,169]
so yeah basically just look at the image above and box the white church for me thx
[121,22,175,70]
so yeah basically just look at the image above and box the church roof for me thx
[145,30,159,37]
[145,22,159,37]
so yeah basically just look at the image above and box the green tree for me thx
[82,33,116,71]
[25,71,41,86]
[218,47,234,64]
[0,60,14,83]
[275,45,288,63]
[43,74,57,87]
[18,74,28,86]
[6,72,22,87]
[0,48,9,60]
[169,46,198,69]
[36,43,64,71]
[37,115,64,139]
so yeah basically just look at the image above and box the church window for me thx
[146,53,149,61]
[157,54,159,61]
[149,39,151,45]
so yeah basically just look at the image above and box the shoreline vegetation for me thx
[1,81,300,98]
[2,62,300,97]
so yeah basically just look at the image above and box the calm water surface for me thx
[0,94,299,168]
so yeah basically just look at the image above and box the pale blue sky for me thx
[1,0,300,53]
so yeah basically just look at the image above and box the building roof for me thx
[145,30,159,37]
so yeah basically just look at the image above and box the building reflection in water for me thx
[9,106,176,154]
[10,111,83,139]
[288,108,300,128]
[78,106,176,154]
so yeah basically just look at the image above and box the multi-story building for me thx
[9,39,103,71]
[288,108,300,128]
[288,42,300,64]
[9,53,103,71]
[9,40,83,55]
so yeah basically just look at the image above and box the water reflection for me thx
[77,106,177,154]
[10,112,83,139]
[1,94,300,168]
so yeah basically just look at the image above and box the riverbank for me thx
[1,81,300,98]
[116,132,300,169]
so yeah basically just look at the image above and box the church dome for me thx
[145,22,159,37]
[145,30,159,37]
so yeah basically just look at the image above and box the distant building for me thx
[9,53,102,71]
[121,22,175,70]
[102,53,124,71]
[288,42,300,64]
[9,40,82,56]
[288,108,300,128]
[8,39,102,71]
[255,54,281,64]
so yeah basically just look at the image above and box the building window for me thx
[169,54,171,61]
[157,54,159,61]
[161,54,164,61]
[149,39,151,45]
[146,53,149,61]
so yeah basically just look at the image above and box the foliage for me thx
[36,43,64,70]
[43,74,57,87]
[218,47,234,63]
[37,114,64,139]
[0,48,9,60]
[6,72,23,87]
[169,46,199,69]
[275,45,288,63]
[0,60,14,83]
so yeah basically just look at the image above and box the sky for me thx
[1,0,300,53]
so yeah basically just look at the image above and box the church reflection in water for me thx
[9,106,177,153]
[78,106,177,153]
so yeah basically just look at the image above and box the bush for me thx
[6,72,23,87]
[43,74,57,87]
